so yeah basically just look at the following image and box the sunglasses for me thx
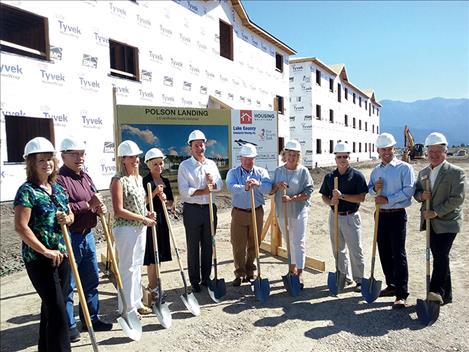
[335,155,349,159]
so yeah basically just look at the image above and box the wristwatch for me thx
[340,194,345,200]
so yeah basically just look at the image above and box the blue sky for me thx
[242,1,469,102]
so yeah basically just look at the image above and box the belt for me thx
[70,228,92,235]
[338,210,357,216]
[380,208,405,213]
[184,203,209,208]
[234,206,262,213]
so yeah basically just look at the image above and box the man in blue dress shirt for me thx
[226,144,272,286]
[368,133,415,308]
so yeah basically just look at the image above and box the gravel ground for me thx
[1,158,468,352]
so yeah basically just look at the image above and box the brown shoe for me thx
[427,292,444,304]
[232,277,242,287]
[392,298,406,309]
[379,286,397,297]
[137,306,153,315]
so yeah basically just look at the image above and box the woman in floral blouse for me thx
[110,140,156,316]
[14,137,74,352]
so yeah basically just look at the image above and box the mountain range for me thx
[379,98,469,147]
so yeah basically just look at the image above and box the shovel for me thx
[146,183,172,329]
[161,196,200,316]
[281,189,301,297]
[99,215,142,341]
[416,177,440,326]
[249,188,270,302]
[207,187,226,302]
[327,177,346,296]
[60,223,99,352]
[361,179,383,303]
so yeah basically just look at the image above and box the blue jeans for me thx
[65,230,100,328]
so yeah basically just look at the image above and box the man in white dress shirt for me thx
[177,130,223,292]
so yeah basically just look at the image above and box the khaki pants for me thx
[230,207,264,278]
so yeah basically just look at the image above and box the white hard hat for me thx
[285,139,301,153]
[376,133,397,148]
[333,142,352,154]
[425,132,448,147]
[187,130,207,144]
[239,143,257,158]
[60,137,86,152]
[117,140,143,157]
[145,148,165,162]
[23,137,56,159]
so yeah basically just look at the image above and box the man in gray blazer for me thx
[414,132,465,305]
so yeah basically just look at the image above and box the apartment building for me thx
[289,57,381,167]
[0,0,295,201]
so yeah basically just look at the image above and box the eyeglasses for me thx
[335,155,349,159]
[64,151,85,158]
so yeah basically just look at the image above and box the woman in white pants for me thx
[110,140,156,316]
[271,140,314,287]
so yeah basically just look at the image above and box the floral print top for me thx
[14,182,69,263]
[112,173,146,228]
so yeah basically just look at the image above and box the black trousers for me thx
[377,210,409,300]
[430,229,457,302]
[183,203,217,286]
[25,255,71,352]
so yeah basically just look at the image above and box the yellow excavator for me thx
[402,125,424,162]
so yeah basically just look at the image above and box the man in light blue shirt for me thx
[226,144,272,286]
[368,133,415,308]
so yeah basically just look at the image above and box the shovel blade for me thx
[117,310,142,341]
[181,292,201,316]
[416,298,440,326]
[361,277,382,303]
[327,270,346,296]
[282,272,301,297]
[208,278,226,303]
[251,277,270,303]
[153,302,172,329]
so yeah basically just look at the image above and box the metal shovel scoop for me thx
[99,215,142,341]
[60,224,99,352]
[281,189,301,297]
[146,183,172,329]
[416,178,440,326]
[327,177,346,296]
[249,188,270,302]
[161,197,200,316]
[361,180,383,303]
[208,189,226,302]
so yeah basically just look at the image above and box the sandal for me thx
[137,306,153,316]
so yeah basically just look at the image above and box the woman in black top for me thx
[142,148,174,298]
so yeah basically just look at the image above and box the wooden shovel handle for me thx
[99,214,124,290]
[60,224,94,330]
[333,177,339,254]
[424,178,431,284]
[250,188,261,276]
[147,182,161,278]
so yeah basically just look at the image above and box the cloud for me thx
[121,125,158,145]
[208,151,226,159]
[168,148,179,156]
[182,145,191,156]
[206,139,217,147]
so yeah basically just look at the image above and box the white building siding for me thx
[0,0,292,201]
[289,59,380,168]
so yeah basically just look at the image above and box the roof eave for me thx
[231,0,296,55]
